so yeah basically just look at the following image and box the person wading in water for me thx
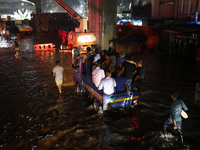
[12,38,21,59]
[53,60,66,94]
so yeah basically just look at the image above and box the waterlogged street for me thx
[0,34,200,150]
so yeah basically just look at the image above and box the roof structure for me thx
[0,0,35,15]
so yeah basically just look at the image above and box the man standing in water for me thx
[131,59,145,91]
[12,38,20,58]
[163,91,188,144]
[53,60,66,93]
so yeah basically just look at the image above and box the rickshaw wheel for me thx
[93,100,99,113]
[93,100,103,114]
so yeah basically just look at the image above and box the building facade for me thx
[147,0,200,19]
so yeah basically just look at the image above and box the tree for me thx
[63,0,80,10]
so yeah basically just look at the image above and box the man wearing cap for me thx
[53,60,66,93]
[116,51,127,68]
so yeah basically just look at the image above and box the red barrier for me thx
[58,30,62,36]
[59,50,71,52]
[34,43,56,50]
[17,33,25,38]
[62,31,67,43]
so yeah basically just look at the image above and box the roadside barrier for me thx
[62,31,67,43]
[34,43,56,50]
[58,30,62,36]
[17,33,25,38]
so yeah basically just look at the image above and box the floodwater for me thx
[0,34,200,150]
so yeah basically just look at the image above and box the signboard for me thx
[77,35,96,43]
[15,20,22,25]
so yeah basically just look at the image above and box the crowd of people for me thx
[82,46,145,97]
[0,27,11,42]
[81,47,189,144]
[52,46,188,145]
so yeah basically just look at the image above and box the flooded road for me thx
[0,34,200,150]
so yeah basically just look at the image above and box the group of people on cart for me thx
[81,46,145,97]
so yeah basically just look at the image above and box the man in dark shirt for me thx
[163,91,188,143]
[83,47,93,71]
[86,56,94,82]
[114,68,129,94]
[116,51,127,68]
[131,59,145,91]
[122,55,137,90]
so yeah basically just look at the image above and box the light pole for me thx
[195,0,199,23]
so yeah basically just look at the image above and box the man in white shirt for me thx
[92,60,105,87]
[93,48,101,63]
[98,70,116,110]
[98,70,116,95]
[53,60,66,93]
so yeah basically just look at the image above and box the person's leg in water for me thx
[163,119,173,137]
[15,51,18,58]
[126,79,132,91]
[57,85,62,94]
[15,51,21,59]
[163,120,184,143]
[176,121,184,143]
[56,80,63,94]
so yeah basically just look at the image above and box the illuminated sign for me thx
[77,35,96,43]
[117,19,142,26]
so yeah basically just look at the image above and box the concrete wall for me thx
[79,18,88,33]
[174,0,200,18]
[150,0,200,18]
[88,0,102,45]
[88,0,117,50]
[101,0,117,50]
[29,0,41,13]
[151,0,159,17]
[116,43,139,55]
[160,4,174,18]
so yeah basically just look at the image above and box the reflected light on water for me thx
[123,116,146,141]
[0,40,13,48]
[34,50,55,61]
[123,135,146,141]
[128,116,140,129]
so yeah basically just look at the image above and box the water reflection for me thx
[128,115,140,129]
[35,50,55,61]
[0,39,13,48]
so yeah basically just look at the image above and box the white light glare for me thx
[77,35,96,43]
